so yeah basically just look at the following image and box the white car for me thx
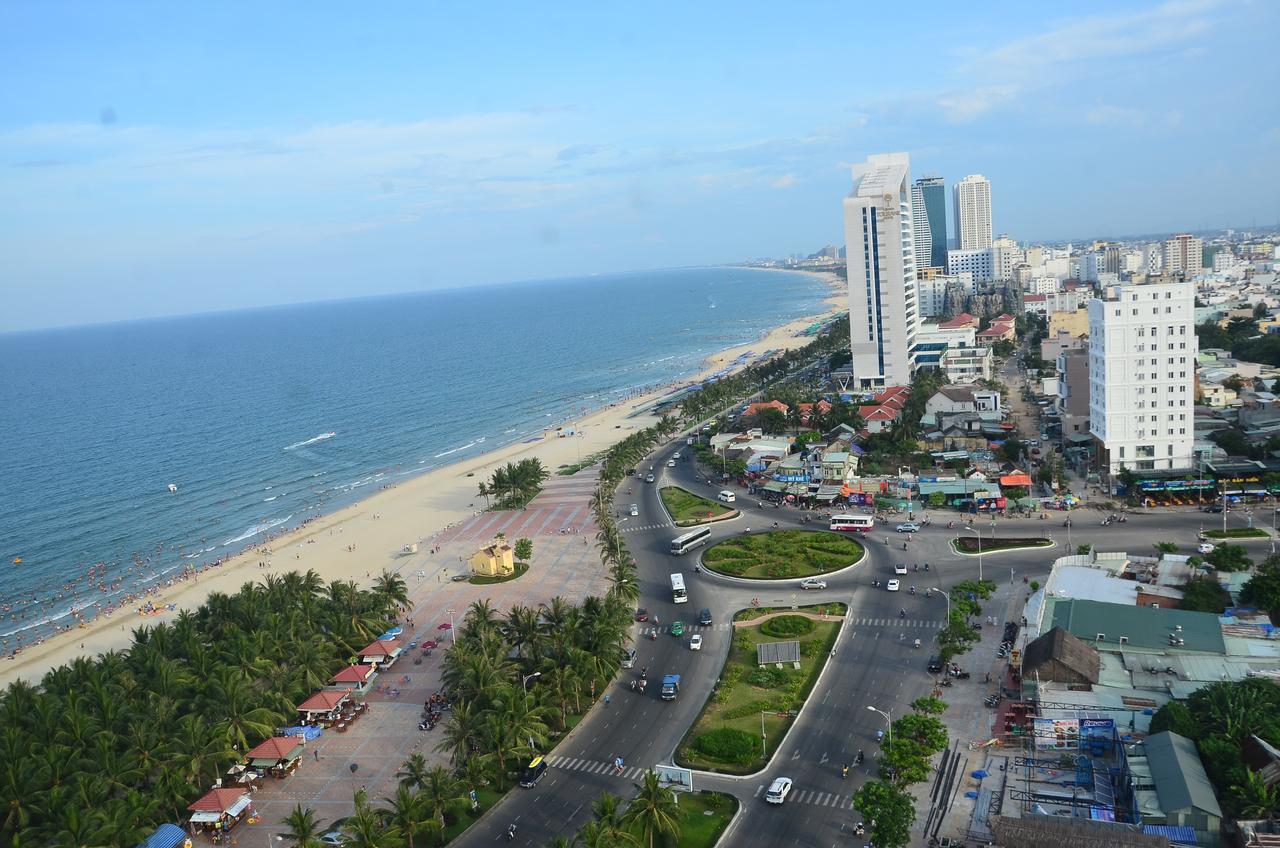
[1198,542,1216,554]
[667,459,676,467]
[689,635,703,651]
[673,452,681,460]
[894,563,908,575]
[629,504,639,516]
[896,522,920,533]
[800,577,827,590]
[765,777,793,805]
[886,579,901,592]
[645,474,655,483]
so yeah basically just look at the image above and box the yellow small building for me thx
[469,542,515,578]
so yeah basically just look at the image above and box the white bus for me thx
[669,526,712,555]
[670,573,688,604]
[829,513,875,533]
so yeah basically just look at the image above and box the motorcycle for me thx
[909,586,916,595]
[506,824,518,841]
[913,638,921,649]
[855,750,864,765]
[899,609,906,618]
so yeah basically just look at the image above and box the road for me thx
[455,438,1252,846]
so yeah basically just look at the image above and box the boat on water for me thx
[167,483,178,493]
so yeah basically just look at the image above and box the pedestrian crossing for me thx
[752,784,856,810]
[545,755,648,781]
[849,617,943,629]
[637,623,729,636]
[620,522,674,533]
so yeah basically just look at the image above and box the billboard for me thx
[1033,717,1080,750]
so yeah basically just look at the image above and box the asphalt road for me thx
[454,439,1260,847]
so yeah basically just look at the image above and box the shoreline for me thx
[0,281,847,687]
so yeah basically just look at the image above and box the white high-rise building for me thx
[843,152,919,390]
[953,174,993,251]
[1088,281,1196,480]
[992,235,1018,282]
[947,248,994,283]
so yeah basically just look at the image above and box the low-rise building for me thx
[1128,731,1222,846]
[469,542,515,578]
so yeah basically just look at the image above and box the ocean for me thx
[0,267,829,643]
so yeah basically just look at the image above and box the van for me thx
[621,648,636,669]
[718,490,736,503]
[519,756,548,788]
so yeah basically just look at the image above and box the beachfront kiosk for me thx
[330,663,378,693]
[297,688,353,725]
[244,736,305,778]
[469,541,515,578]
[358,638,402,667]
[187,787,253,842]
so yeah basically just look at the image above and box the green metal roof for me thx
[1048,599,1225,654]
[1143,731,1222,819]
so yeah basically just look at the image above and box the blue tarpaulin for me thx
[138,823,187,848]
[280,725,323,740]
[1142,825,1197,844]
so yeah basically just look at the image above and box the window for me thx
[1168,445,1174,455]
[1119,447,1125,458]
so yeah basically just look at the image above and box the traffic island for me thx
[659,486,739,527]
[675,605,842,774]
[700,530,864,579]
[1202,528,1269,539]
[951,537,1053,555]
[625,790,738,848]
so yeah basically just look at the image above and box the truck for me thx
[660,674,681,701]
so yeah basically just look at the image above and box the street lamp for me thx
[866,705,893,747]
[933,587,952,625]
[445,607,456,643]
[522,672,541,691]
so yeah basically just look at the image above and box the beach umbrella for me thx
[971,770,988,779]
[382,626,403,638]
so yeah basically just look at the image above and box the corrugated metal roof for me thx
[1049,600,1225,655]
[1143,732,1223,819]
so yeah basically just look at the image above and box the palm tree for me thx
[342,789,403,848]
[504,605,543,662]
[1231,768,1280,818]
[589,792,638,846]
[372,570,411,614]
[477,481,491,508]
[397,751,431,790]
[622,772,682,848]
[418,765,466,830]
[383,785,438,848]
[283,804,328,847]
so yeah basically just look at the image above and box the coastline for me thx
[0,282,846,688]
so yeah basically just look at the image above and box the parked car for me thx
[886,579,900,592]
[799,577,827,590]
[689,635,703,651]
[895,522,920,533]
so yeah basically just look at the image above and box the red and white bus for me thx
[829,513,874,533]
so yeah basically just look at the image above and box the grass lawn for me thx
[734,602,847,623]
[952,537,1053,554]
[702,530,863,579]
[441,786,504,843]
[470,563,529,585]
[624,790,738,848]
[1203,528,1270,539]
[660,486,736,525]
[675,607,841,774]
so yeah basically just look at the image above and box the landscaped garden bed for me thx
[675,607,841,774]
[701,530,863,579]
[659,486,737,526]
[952,536,1053,554]
[1202,528,1269,539]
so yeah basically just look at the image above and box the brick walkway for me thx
[231,471,610,848]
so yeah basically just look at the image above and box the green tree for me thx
[1230,769,1280,819]
[910,696,947,716]
[853,780,915,848]
[756,407,788,434]
[1179,576,1231,614]
[1206,543,1253,573]
[588,792,638,846]
[621,771,682,848]
[513,537,534,563]
[1149,701,1199,739]
[1241,558,1280,618]
[417,765,465,831]
[282,804,328,848]
[382,785,437,848]
[1153,541,1178,555]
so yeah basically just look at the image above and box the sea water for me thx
[0,267,828,642]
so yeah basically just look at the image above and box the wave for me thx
[434,440,477,458]
[263,495,278,502]
[222,514,293,547]
[283,432,336,451]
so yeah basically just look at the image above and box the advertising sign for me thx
[1033,717,1080,750]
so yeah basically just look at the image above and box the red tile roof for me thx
[188,787,248,813]
[939,313,977,329]
[745,400,789,416]
[359,638,401,657]
[297,689,352,712]
[246,736,303,761]
[859,406,900,421]
[1025,294,1047,302]
[331,664,376,683]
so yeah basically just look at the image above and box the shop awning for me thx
[999,473,1033,487]
[189,811,221,824]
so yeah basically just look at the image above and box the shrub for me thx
[722,700,772,721]
[747,667,788,688]
[693,728,758,764]
[761,615,816,638]
[767,561,797,578]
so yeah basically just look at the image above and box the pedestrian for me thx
[314,749,320,762]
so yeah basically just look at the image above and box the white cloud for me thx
[771,174,797,189]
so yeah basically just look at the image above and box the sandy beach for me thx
[0,272,845,687]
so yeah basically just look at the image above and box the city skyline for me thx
[3,1,1279,332]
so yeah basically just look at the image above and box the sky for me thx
[2,0,1278,332]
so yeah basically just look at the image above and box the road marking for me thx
[753,785,764,797]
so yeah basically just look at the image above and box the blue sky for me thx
[2,0,1277,331]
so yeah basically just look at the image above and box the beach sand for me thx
[0,273,846,687]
